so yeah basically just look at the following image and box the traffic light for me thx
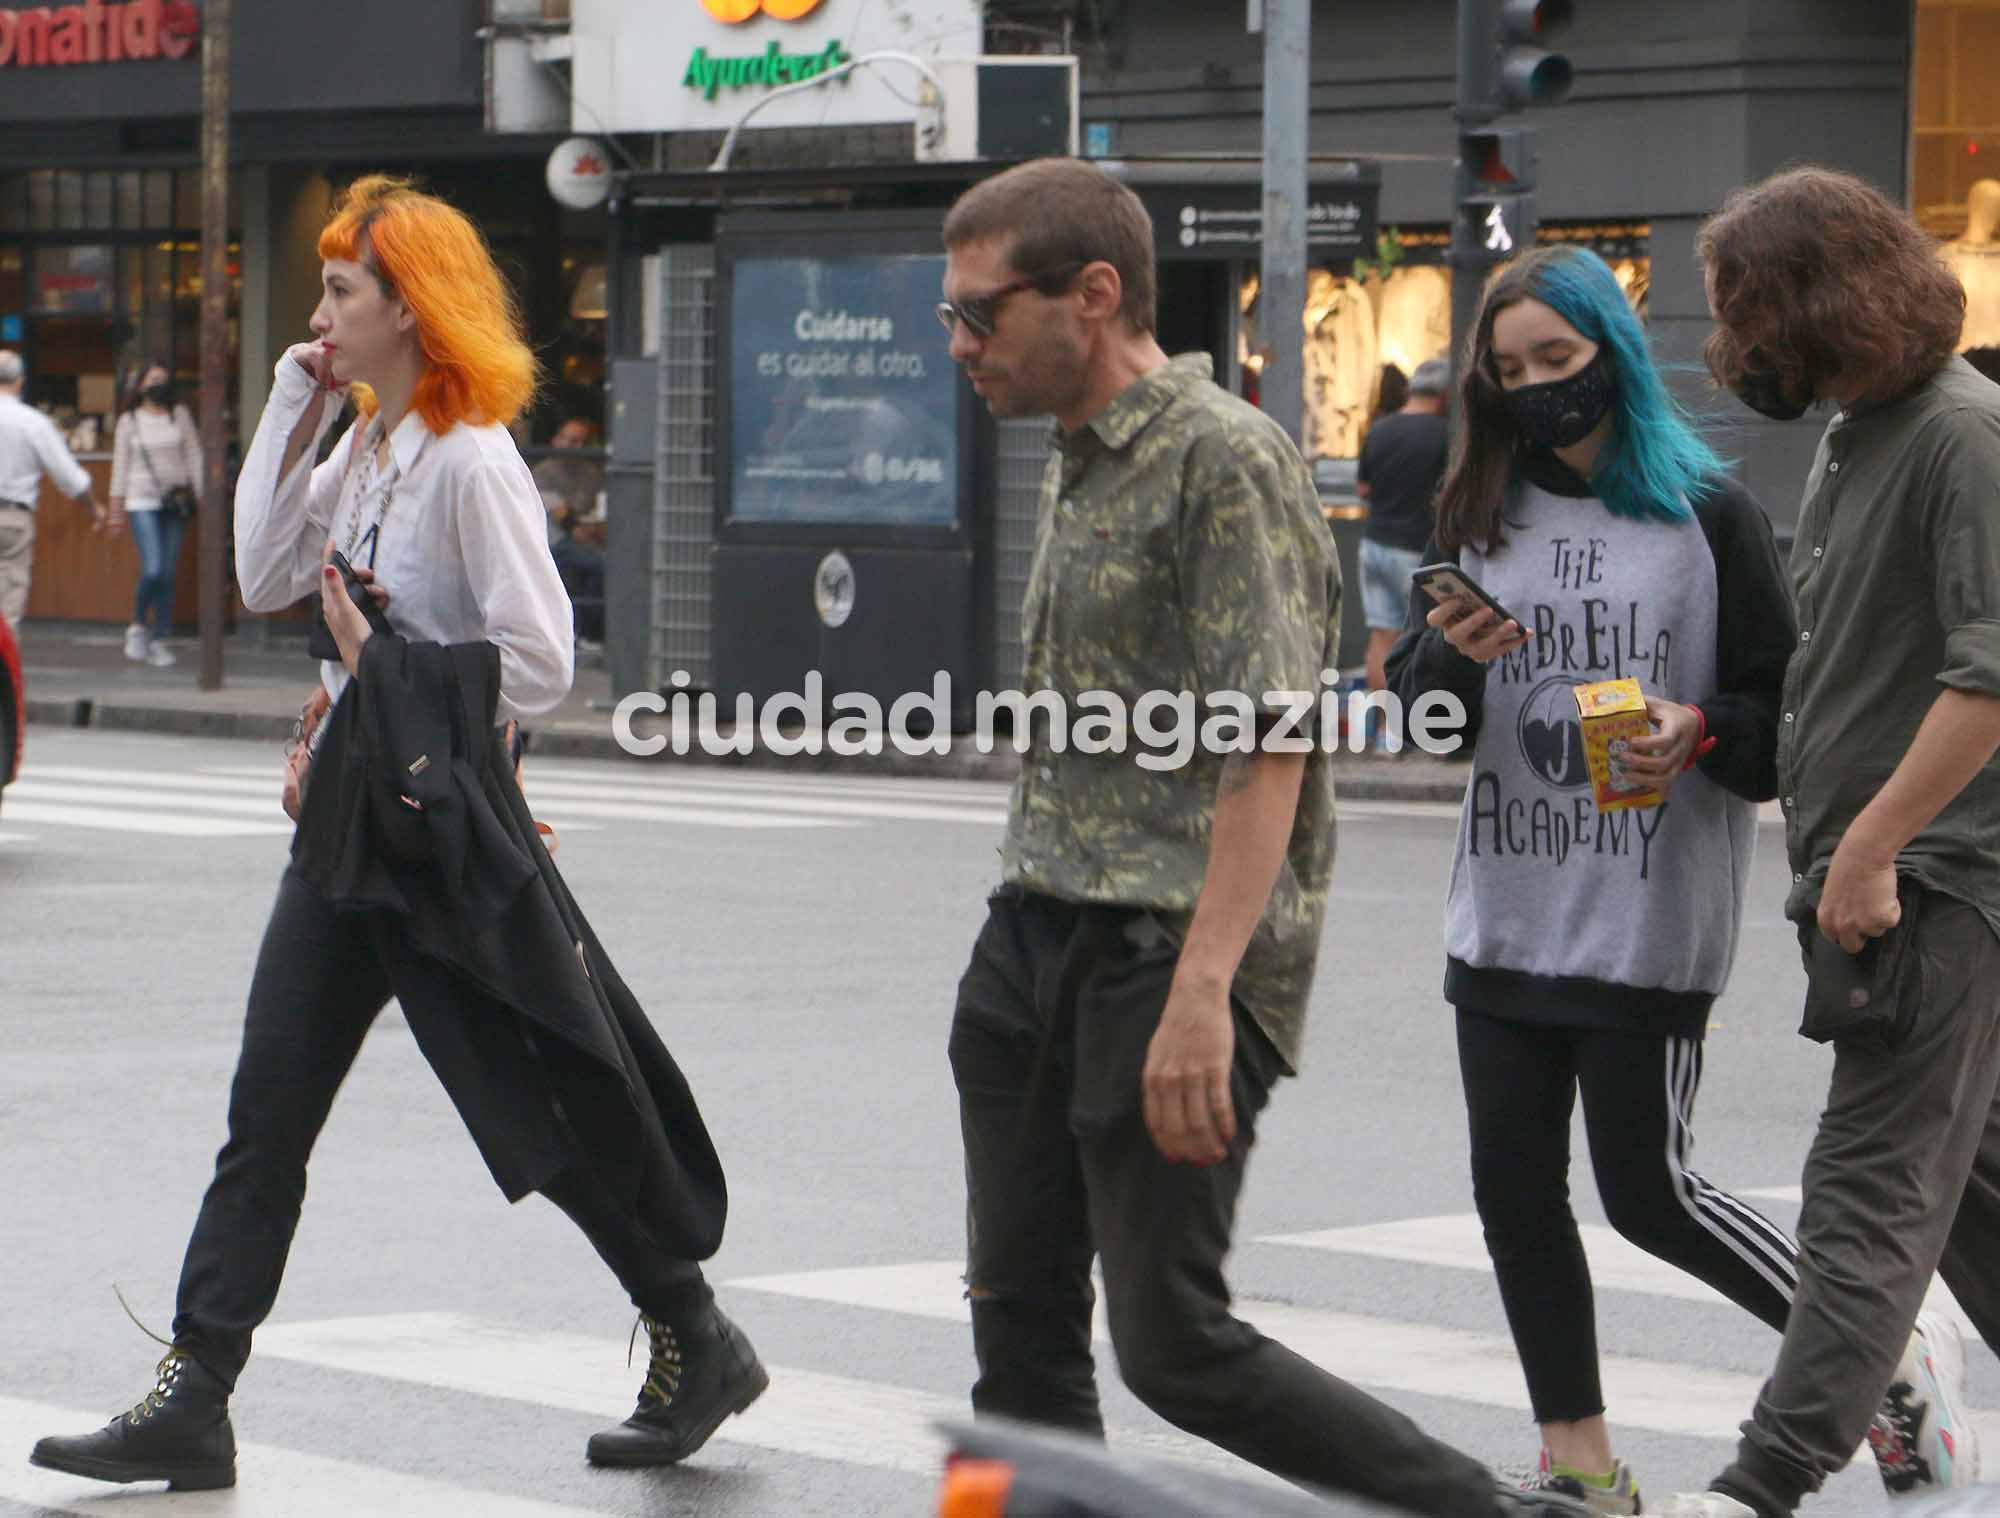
[1457,0,1575,126]
[1448,2,1574,400]
[1456,126,1537,259]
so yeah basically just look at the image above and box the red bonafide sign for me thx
[0,0,199,68]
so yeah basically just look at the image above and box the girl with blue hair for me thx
[1386,246,1844,1512]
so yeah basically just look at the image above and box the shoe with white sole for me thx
[145,642,176,667]
[1515,1448,1643,1516]
[1651,1494,1755,1518]
[1870,1311,1979,1495]
[123,623,148,661]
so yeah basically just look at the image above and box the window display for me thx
[1235,225,1649,465]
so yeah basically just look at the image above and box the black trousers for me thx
[1455,1010,1801,1425]
[949,888,1497,1518]
[172,871,708,1390]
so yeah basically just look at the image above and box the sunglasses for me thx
[935,264,1084,339]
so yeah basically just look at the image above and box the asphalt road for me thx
[0,728,1986,1517]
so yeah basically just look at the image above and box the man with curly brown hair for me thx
[1655,165,2000,1518]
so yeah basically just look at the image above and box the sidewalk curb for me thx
[25,692,1474,803]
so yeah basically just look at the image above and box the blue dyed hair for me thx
[1436,246,1727,552]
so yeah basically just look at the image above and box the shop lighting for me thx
[708,49,946,172]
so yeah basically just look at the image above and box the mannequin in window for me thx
[1945,178,2000,381]
[1302,269,1377,461]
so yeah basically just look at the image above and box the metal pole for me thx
[1258,0,1308,449]
[197,0,230,691]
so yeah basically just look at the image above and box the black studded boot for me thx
[585,1304,769,1466]
[31,1350,236,1491]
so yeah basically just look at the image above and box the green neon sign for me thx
[683,38,853,101]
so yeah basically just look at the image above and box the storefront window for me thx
[27,171,54,231]
[0,165,234,448]
[55,171,86,232]
[143,170,172,229]
[1236,223,1650,467]
[1912,0,2000,376]
[0,249,22,342]
[33,247,115,315]
[117,171,143,230]
[84,173,114,230]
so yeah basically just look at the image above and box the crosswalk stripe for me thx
[32,764,292,798]
[0,1394,607,1517]
[252,1312,1258,1483]
[1256,1210,1977,1338]
[480,795,858,830]
[40,763,1002,825]
[724,1259,1998,1456]
[517,779,1003,826]
[9,773,850,833]
[13,779,301,819]
[0,799,294,837]
[195,760,1014,807]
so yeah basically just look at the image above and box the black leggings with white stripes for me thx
[1456,1008,1798,1425]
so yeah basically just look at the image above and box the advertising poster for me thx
[727,252,958,529]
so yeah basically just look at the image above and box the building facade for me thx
[589,0,1921,709]
[0,0,605,625]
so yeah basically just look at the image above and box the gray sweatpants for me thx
[1716,882,2000,1517]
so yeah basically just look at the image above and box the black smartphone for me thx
[327,549,392,636]
[1412,562,1521,630]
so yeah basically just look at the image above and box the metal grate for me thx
[991,416,1051,691]
[651,244,717,691]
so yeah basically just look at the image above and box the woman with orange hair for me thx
[31,177,766,1493]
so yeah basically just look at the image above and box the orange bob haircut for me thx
[317,175,537,434]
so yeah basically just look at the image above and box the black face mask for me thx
[1501,351,1616,450]
[142,383,173,408]
[1729,357,1810,422]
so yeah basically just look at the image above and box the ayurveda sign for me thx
[0,0,198,68]
[571,0,979,135]
[683,37,852,101]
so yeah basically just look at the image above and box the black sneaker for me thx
[585,1305,769,1467]
[30,1350,236,1491]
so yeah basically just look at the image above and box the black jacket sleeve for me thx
[1688,476,1797,802]
[1383,536,1489,753]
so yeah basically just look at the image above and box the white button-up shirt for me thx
[0,392,92,509]
[234,355,574,721]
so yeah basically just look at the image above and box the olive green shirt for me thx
[1000,353,1342,1071]
[1779,356,2000,935]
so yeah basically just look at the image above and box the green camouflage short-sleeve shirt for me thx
[1000,352,1341,1070]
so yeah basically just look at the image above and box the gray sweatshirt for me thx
[1386,462,1795,1034]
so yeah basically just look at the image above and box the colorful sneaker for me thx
[1517,1448,1643,1516]
[1870,1311,1979,1495]
[1652,1495,1754,1518]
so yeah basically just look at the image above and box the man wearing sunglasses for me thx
[938,156,1582,1518]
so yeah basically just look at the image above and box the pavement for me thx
[14,620,1479,802]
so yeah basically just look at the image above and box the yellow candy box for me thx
[1571,677,1664,812]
